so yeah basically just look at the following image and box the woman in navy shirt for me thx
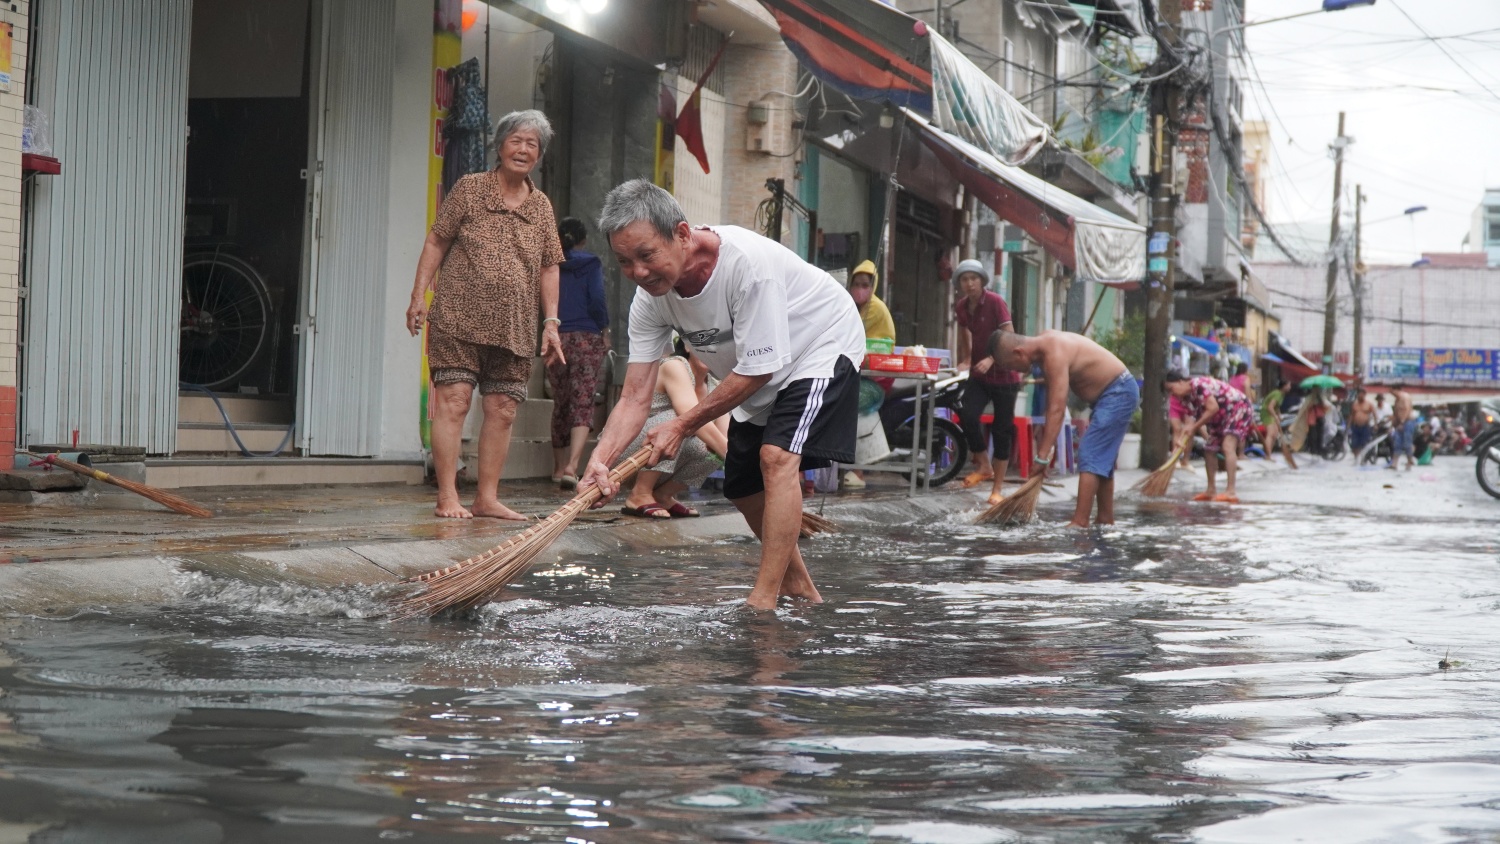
[547,217,610,489]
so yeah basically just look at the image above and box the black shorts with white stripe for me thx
[722,355,860,500]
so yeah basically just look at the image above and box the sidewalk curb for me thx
[0,489,983,615]
[0,458,1297,615]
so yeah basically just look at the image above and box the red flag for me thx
[676,39,729,175]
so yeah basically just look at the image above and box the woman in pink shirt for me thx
[1228,361,1250,401]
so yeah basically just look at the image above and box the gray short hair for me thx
[598,179,687,242]
[493,109,554,155]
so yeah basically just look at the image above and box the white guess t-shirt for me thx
[627,225,866,424]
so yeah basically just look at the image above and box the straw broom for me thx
[24,451,214,518]
[1287,401,1312,452]
[396,448,656,617]
[1133,442,1188,498]
[974,473,1045,525]
[799,510,839,538]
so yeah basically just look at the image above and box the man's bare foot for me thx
[435,495,473,519]
[987,491,1005,505]
[469,499,529,521]
[1066,519,1091,529]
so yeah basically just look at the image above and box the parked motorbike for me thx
[1470,400,1500,500]
[877,370,969,488]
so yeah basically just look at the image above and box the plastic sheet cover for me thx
[928,29,1049,166]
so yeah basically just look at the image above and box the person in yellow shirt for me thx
[845,260,895,490]
[850,259,895,344]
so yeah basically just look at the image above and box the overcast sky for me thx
[1243,0,1500,264]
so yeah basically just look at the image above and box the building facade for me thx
[1462,188,1500,267]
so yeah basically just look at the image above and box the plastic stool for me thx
[1012,416,1032,478]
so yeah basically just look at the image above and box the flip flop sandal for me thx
[558,474,578,491]
[1192,492,1215,502]
[621,503,671,519]
[665,502,700,518]
[1213,493,1240,503]
[961,471,994,489]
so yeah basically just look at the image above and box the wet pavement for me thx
[0,454,1497,842]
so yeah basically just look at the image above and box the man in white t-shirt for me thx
[580,180,866,610]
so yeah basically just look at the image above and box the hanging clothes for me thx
[442,58,489,193]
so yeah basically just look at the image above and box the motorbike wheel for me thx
[1477,440,1500,500]
[897,417,968,488]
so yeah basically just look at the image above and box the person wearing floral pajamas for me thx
[1165,370,1254,503]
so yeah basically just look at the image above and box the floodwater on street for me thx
[1,459,1499,842]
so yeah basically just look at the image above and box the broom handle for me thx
[1153,442,1187,473]
[33,453,115,485]
[571,447,654,510]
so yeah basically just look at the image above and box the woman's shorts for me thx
[428,330,531,403]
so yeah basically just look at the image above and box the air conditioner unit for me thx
[746,98,793,156]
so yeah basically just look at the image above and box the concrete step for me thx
[175,422,293,454]
[178,394,293,425]
[459,437,598,480]
[510,398,555,441]
[146,457,424,489]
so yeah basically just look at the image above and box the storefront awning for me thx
[758,0,933,111]
[759,0,1050,165]
[908,111,1146,286]
[1179,335,1220,356]
[1268,331,1320,371]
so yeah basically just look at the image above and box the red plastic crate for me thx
[865,353,906,372]
[865,353,942,374]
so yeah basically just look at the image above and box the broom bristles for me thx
[396,448,655,618]
[975,473,1045,525]
[30,453,215,518]
[799,511,839,538]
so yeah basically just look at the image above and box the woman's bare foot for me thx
[469,499,529,520]
[435,495,473,519]
[987,490,1005,506]
[777,569,824,603]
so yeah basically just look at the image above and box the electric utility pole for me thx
[1351,184,1365,378]
[1141,0,1185,469]
[1320,111,1349,375]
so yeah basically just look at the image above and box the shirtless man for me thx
[1348,389,1376,455]
[1389,386,1416,470]
[990,330,1139,527]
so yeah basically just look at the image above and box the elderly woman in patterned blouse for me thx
[406,110,566,519]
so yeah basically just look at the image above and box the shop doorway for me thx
[892,191,951,349]
[180,0,312,399]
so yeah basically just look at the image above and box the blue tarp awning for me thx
[1179,335,1221,356]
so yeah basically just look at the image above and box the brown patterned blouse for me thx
[427,172,565,353]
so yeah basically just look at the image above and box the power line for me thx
[1389,0,1500,102]
[1199,44,1315,266]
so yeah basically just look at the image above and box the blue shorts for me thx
[1391,419,1417,457]
[1350,423,1373,451]
[1078,371,1140,480]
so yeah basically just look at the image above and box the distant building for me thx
[1462,188,1500,267]
[1420,253,1488,270]
[1258,261,1500,377]
[1241,120,1271,254]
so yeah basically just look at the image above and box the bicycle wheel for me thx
[179,251,272,389]
[1477,441,1500,500]
[898,417,968,488]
